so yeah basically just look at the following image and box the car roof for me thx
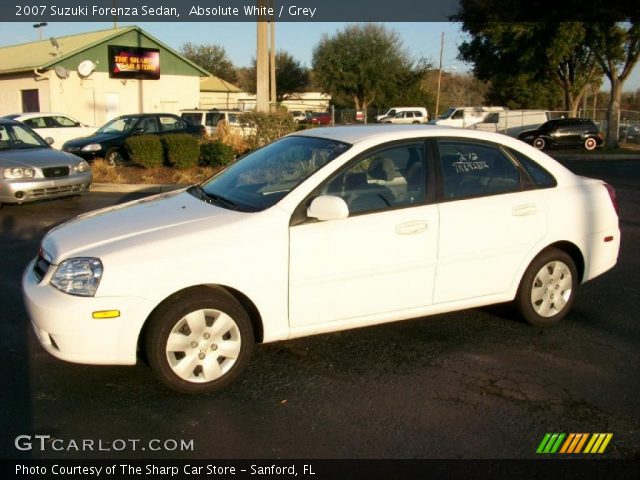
[0,118,22,126]
[10,112,75,119]
[292,124,515,145]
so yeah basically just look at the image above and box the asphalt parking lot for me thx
[1,159,639,460]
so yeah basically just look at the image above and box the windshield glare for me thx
[0,123,48,150]
[97,116,141,134]
[197,136,350,211]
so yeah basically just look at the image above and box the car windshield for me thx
[0,123,48,150]
[537,120,559,131]
[193,136,350,212]
[97,116,142,134]
[438,108,457,119]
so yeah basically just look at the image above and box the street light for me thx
[33,22,47,41]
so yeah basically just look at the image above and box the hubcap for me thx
[530,261,573,318]
[165,308,241,383]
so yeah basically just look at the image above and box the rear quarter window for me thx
[508,148,557,188]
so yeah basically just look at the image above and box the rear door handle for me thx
[396,221,428,235]
[512,204,538,216]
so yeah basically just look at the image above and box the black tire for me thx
[144,287,254,394]
[515,248,578,327]
[104,148,125,166]
[412,121,420,124]
[533,137,546,150]
[584,137,597,151]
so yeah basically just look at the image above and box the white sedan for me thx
[22,126,620,393]
[3,113,95,150]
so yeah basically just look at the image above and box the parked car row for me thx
[63,113,203,165]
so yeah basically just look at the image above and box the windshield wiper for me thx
[188,185,239,210]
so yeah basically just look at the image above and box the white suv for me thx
[376,107,428,123]
[180,109,252,137]
[382,110,429,124]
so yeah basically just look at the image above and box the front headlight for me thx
[51,257,103,296]
[73,160,90,173]
[81,143,101,152]
[3,167,35,179]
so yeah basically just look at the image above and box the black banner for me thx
[3,0,637,22]
[4,459,640,480]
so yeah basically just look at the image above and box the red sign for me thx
[108,46,160,80]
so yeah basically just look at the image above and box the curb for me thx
[550,154,640,161]
[91,183,187,193]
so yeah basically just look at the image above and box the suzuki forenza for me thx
[22,126,620,393]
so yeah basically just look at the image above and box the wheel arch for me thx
[137,284,265,362]
[534,241,585,284]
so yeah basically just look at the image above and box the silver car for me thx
[0,119,92,207]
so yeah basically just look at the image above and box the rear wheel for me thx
[533,137,546,150]
[516,248,578,327]
[145,287,254,393]
[584,137,597,151]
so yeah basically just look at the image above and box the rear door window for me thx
[437,140,522,199]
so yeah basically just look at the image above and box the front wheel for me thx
[515,248,578,327]
[104,148,125,166]
[145,287,254,393]
[584,137,598,151]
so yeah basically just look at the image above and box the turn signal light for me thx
[92,310,120,319]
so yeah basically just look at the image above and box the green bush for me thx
[163,133,200,170]
[200,141,235,168]
[124,135,163,168]
[240,111,297,150]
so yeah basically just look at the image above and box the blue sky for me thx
[1,21,639,91]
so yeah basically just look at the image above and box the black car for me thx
[518,118,603,151]
[62,113,204,165]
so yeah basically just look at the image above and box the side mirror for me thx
[44,137,54,145]
[307,195,349,221]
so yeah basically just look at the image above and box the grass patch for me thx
[92,159,220,185]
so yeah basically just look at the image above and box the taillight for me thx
[604,182,618,215]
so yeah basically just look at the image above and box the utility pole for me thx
[435,32,444,118]
[256,0,270,113]
[269,15,276,109]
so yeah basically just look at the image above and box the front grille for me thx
[27,184,85,199]
[42,166,70,178]
[64,147,81,153]
[33,255,51,283]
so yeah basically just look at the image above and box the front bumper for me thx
[22,258,155,365]
[0,172,92,204]
[62,147,104,161]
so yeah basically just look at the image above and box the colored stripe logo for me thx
[536,433,613,454]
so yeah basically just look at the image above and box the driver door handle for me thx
[396,221,428,235]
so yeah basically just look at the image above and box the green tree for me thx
[239,51,310,101]
[179,42,238,84]
[587,22,640,147]
[457,20,597,113]
[312,24,419,121]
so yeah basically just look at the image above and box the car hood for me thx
[42,189,244,263]
[518,128,542,137]
[0,147,81,168]
[63,132,124,147]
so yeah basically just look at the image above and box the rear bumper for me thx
[582,227,620,283]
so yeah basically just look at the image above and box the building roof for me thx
[0,25,210,76]
[200,76,242,93]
